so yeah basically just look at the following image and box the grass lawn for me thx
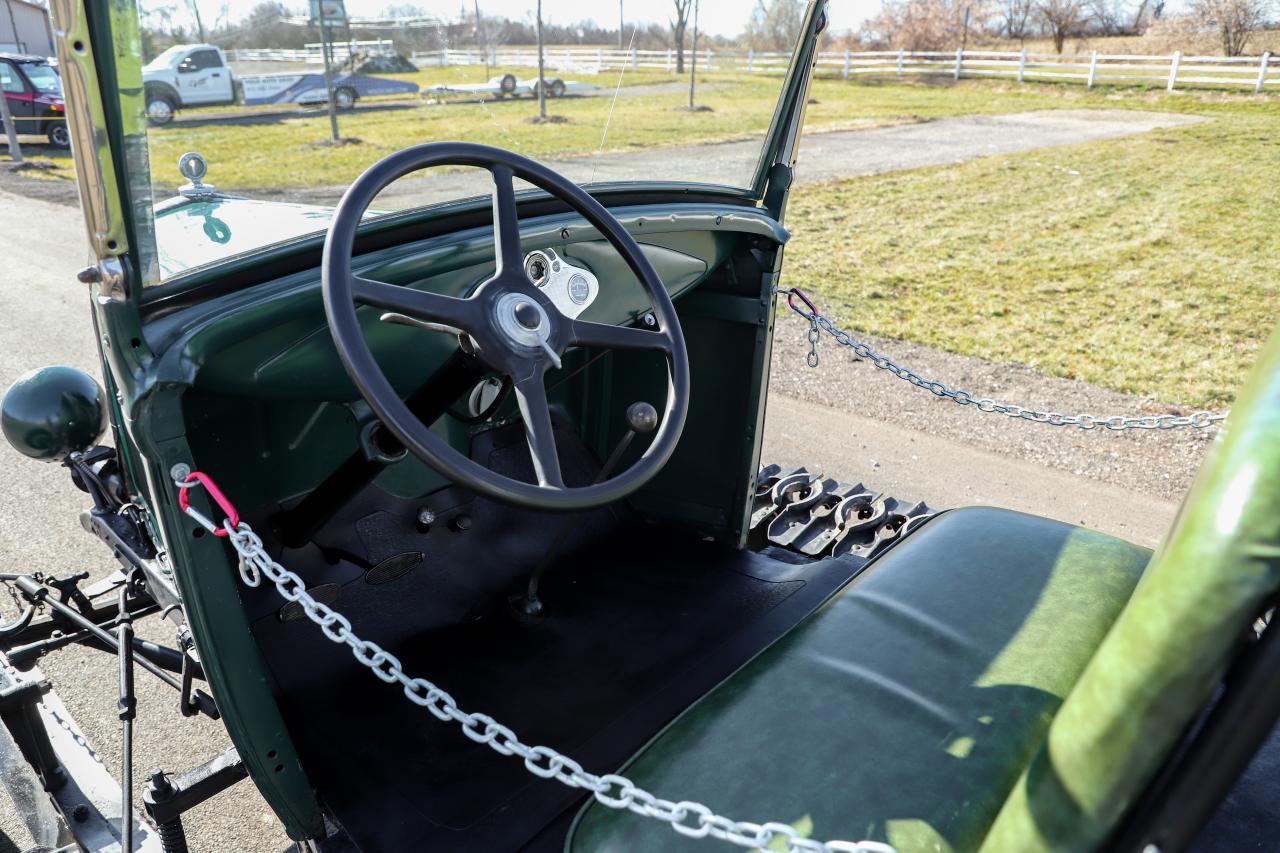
[141,71,1184,195]
[785,91,1279,408]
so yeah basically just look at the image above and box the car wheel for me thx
[145,95,175,125]
[550,79,566,98]
[499,73,517,95]
[334,87,356,110]
[46,123,70,149]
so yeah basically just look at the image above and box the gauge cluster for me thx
[522,249,599,319]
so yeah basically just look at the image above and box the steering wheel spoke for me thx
[512,371,564,488]
[568,319,669,352]
[324,142,689,510]
[352,276,477,331]
[490,166,525,276]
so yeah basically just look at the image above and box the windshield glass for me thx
[18,62,60,94]
[121,0,808,284]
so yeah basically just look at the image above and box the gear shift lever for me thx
[514,402,659,619]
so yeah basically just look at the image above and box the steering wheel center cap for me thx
[494,291,552,350]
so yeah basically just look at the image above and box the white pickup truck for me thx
[141,44,419,124]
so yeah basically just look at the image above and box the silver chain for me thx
[177,487,894,853]
[781,289,1228,431]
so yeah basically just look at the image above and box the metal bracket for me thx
[143,747,248,825]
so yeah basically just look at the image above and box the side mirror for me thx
[1,366,107,462]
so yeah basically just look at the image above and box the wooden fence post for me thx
[747,49,754,73]
[1087,50,1098,88]
[896,48,905,80]
[667,49,673,71]
[843,49,851,79]
[1257,51,1271,93]
[1017,48,1027,83]
[706,48,712,71]
[954,48,963,80]
[1167,50,1181,91]
[631,47,638,70]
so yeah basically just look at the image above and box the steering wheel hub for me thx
[494,292,552,351]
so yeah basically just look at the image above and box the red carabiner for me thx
[177,471,240,537]
[786,288,818,320]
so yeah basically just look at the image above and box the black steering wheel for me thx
[322,142,690,512]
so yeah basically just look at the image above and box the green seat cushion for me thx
[567,507,1150,853]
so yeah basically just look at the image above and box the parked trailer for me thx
[425,72,590,100]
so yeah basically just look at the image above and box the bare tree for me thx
[688,0,699,109]
[536,0,547,119]
[1191,0,1271,55]
[1088,0,1134,33]
[742,0,808,51]
[1038,0,1088,52]
[672,0,692,74]
[861,0,992,52]
[998,0,1035,40]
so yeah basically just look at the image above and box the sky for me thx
[157,0,879,39]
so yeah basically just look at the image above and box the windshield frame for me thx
[70,0,826,307]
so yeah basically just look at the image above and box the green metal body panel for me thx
[566,508,1151,852]
[980,326,1280,851]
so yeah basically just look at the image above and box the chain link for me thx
[184,482,892,853]
[778,289,1228,432]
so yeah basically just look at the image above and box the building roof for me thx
[3,0,52,15]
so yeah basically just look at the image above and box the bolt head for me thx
[416,508,435,526]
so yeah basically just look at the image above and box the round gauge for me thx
[568,273,591,305]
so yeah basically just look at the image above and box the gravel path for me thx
[297,108,1203,208]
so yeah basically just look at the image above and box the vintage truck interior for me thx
[3,0,1278,851]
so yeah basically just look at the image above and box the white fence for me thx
[228,39,395,64]
[229,42,1279,93]
[408,46,1279,93]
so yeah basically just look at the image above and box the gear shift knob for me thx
[625,402,659,434]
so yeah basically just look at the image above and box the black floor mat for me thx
[253,526,866,852]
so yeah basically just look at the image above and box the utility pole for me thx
[619,1,624,49]
[536,0,547,119]
[687,0,699,110]
[0,83,21,163]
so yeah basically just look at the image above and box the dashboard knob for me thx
[626,402,659,434]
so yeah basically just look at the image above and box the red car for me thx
[0,52,68,148]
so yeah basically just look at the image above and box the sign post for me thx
[311,0,347,142]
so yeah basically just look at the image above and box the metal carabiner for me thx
[785,287,818,321]
[176,471,240,538]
